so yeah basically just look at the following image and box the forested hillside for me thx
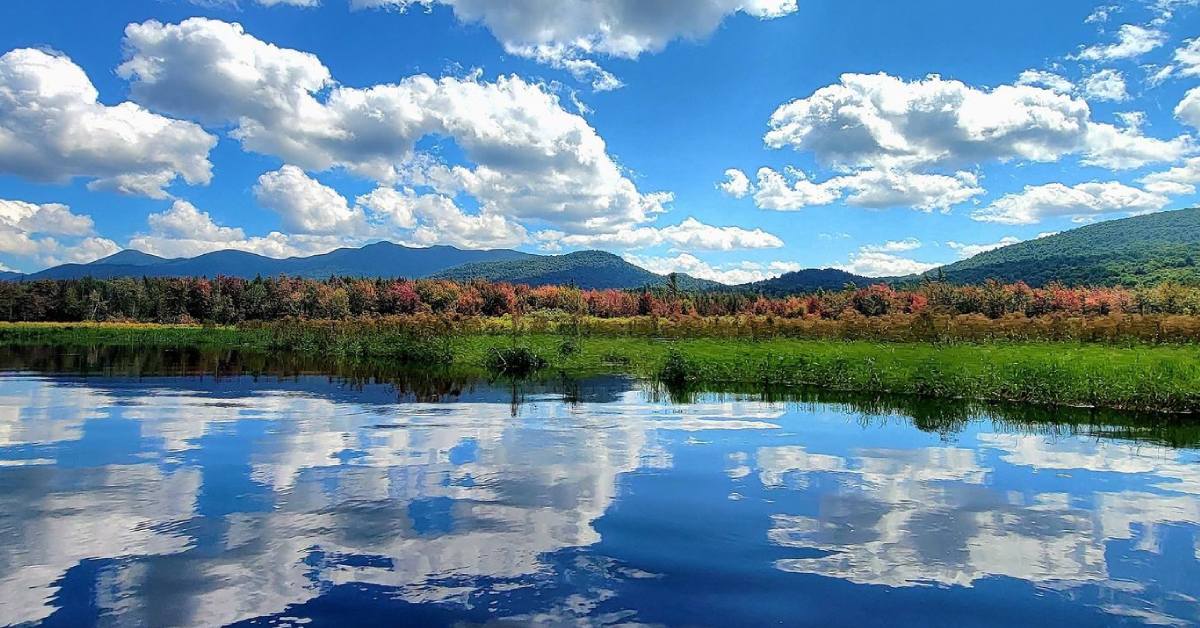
[430,250,718,290]
[929,208,1200,286]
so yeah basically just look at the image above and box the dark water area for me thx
[0,345,1198,626]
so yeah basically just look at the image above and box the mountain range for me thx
[28,243,533,282]
[10,242,730,290]
[5,207,1200,292]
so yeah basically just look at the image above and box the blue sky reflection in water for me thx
[0,364,1199,626]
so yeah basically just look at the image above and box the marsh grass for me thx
[4,321,1200,413]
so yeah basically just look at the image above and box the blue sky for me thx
[1,0,1199,282]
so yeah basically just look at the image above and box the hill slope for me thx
[430,250,720,290]
[737,268,873,295]
[929,208,1200,286]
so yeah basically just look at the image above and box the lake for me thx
[0,347,1198,627]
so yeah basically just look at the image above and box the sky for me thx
[1,1,1200,283]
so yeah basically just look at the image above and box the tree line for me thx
[3,275,1200,324]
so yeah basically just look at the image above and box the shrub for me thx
[658,349,693,385]
[484,346,547,375]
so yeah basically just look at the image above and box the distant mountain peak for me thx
[90,249,169,266]
[430,248,719,290]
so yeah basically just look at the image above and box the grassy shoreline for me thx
[2,321,1200,413]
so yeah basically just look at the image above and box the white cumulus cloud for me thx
[349,0,798,90]
[128,200,344,258]
[253,166,368,236]
[748,166,983,211]
[0,199,120,270]
[946,236,1021,258]
[1081,69,1128,102]
[762,72,1188,172]
[623,252,801,285]
[861,238,922,253]
[972,181,1169,225]
[119,17,671,236]
[1140,156,1200,195]
[0,48,215,199]
[533,217,782,251]
[718,168,752,198]
[1149,37,1200,82]
[399,191,528,249]
[1171,37,1200,77]
[750,167,841,209]
[1073,24,1166,61]
[836,242,938,277]
[1085,5,1119,23]
[1175,86,1200,129]
[1015,69,1074,94]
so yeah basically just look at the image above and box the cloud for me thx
[748,166,983,211]
[1015,69,1074,94]
[1148,37,1200,82]
[762,72,1188,172]
[836,244,938,277]
[1081,122,1192,169]
[1081,69,1128,102]
[0,199,120,270]
[946,236,1021,258]
[253,166,367,235]
[349,0,798,90]
[131,187,528,258]
[128,200,344,258]
[1085,5,1119,23]
[250,166,530,249]
[145,199,245,243]
[398,190,528,249]
[764,73,1090,169]
[623,252,801,285]
[533,216,783,251]
[1073,24,1166,61]
[354,187,417,230]
[861,238,922,253]
[354,186,527,249]
[808,238,941,278]
[1171,37,1200,77]
[971,181,1169,225]
[718,168,752,198]
[1115,111,1145,132]
[830,168,983,211]
[119,18,670,236]
[0,48,215,198]
[0,199,94,237]
[190,0,320,7]
[1175,86,1200,128]
[42,237,124,267]
[1150,0,1199,25]
[750,166,841,209]
[1139,156,1200,195]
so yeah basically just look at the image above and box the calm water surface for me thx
[1,347,1199,626]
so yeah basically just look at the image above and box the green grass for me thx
[2,321,1200,413]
